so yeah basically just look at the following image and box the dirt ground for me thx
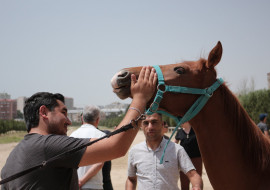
[0,130,213,190]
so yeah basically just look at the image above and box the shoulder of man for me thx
[167,140,185,151]
[92,127,106,134]
[258,122,267,127]
[129,141,145,152]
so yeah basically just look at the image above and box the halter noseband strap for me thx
[146,65,224,163]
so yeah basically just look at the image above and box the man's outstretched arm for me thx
[79,66,157,166]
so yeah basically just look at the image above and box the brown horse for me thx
[111,42,270,190]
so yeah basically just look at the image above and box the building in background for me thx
[65,97,74,110]
[100,108,126,117]
[17,96,27,113]
[66,102,129,124]
[100,102,128,118]
[67,108,83,123]
[0,99,17,120]
[0,92,129,122]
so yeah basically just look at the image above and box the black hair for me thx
[23,92,65,132]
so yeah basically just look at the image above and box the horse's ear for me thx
[206,41,222,68]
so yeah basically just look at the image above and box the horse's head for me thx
[111,41,222,117]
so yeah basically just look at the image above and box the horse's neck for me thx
[190,87,262,189]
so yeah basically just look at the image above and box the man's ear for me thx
[39,105,49,119]
[95,117,100,126]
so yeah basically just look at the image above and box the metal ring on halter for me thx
[204,92,213,98]
[157,84,166,92]
[205,88,213,97]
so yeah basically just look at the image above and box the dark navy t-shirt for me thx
[1,133,89,190]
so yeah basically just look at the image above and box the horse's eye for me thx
[174,67,185,75]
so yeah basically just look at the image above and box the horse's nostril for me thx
[118,71,130,79]
[116,70,132,87]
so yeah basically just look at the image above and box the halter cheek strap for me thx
[146,65,224,164]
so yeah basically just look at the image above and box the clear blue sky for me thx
[1,1,269,107]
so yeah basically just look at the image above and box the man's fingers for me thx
[143,66,151,81]
[149,68,157,85]
[138,66,146,81]
[130,74,137,87]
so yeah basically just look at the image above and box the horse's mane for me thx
[220,84,270,171]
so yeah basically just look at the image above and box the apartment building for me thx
[17,96,27,113]
[0,99,17,120]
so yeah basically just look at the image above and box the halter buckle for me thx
[149,101,160,113]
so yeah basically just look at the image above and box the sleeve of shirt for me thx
[127,148,136,177]
[177,145,195,174]
[44,134,90,169]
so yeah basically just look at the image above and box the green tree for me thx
[162,115,176,126]
[0,120,26,134]
[16,110,24,119]
[99,113,125,128]
[99,105,129,128]
[238,89,270,123]
[237,77,255,95]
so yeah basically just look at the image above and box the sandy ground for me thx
[0,130,213,190]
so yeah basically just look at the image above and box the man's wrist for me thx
[130,97,147,113]
[192,187,202,190]
[192,184,202,190]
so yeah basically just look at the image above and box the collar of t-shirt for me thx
[81,123,97,129]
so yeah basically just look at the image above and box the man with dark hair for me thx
[1,66,157,189]
[23,92,66,133]
[257,113,269,138]
[126,113,203,190]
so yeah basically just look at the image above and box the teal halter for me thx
[145,65,224,163]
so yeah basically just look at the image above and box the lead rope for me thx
[0,113,146,185]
